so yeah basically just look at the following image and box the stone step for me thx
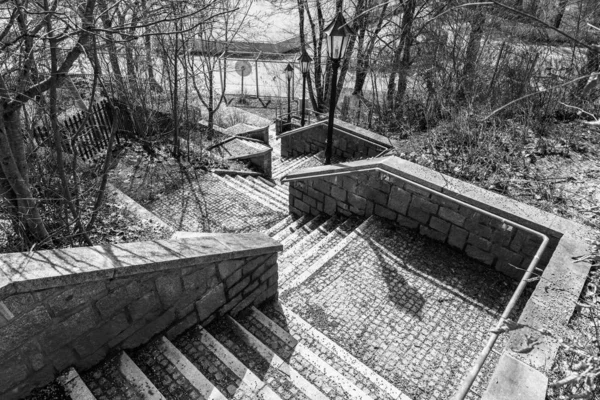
[280,216,375,292]
[148,173,284,233]
[279,216,363,282]
[81,352,165,400]
[263,215,296,237]
[173,326,282,400]
[208,316,328,400]
[235,309,375,400]
[246,176,289,205]
[271,214,313,243]
[237,176,288,207]
[256,305,411,400]
[279,215,342,265]
[216,174,285,213]
[272,156,312,179]
[57,368,96,400]
[129,336,227,400]
[280,214,328,251]
[158,336,227,400]
[229,175,287,212]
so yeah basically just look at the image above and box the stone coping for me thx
[283,156,594,241]
[0,233,282,300]
[277,119,397,150]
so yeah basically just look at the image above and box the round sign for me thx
[235,60,252,77]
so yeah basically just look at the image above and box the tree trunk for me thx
[458,7,486,102]
[553,0,568,27]
[0,111,50,244]
[394,0,416,107]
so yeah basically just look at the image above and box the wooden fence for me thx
[32,100,120,161]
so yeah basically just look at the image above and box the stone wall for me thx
[0,233,281,399]
[287,166,549,280]
[236,126,269,145]
[279,120,390,160]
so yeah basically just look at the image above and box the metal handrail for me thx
[283,165,550,398]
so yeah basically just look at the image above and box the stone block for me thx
[228,276,251,299]
[355,186,388,206]
[224,269,243,289]
[45,281,106,317]
[42,306,99,351]
[465,245,494,266]
[492,245,524,268]
[183,264,217,296]
[230,289,261,316]
[243,280,260,296]
[347,193,367,211]
[128,291,161,321]
[387,187,411,215]
[420,226,447,242]
[429,216,451,234]
[294,198,311,214]
[166,312,199,340]
[410,195,438,214]
[324,196,337,215]
[491,224,515,247]
[218,259,245,279]
[0,306,52,356]
[96,281,141,319]
[374,205,397,221]
[156,274,183,307]
[330,185,347,202]
[313,180,332,196]
[448,225,469,250]
[196,284,226,322]
[3,293,35,318]
[242,254,271,277]
[0,353,27,394]
[481,353,547,400]
[405,183,431,198]
[510,230,529,253]
[307,187,325,203]
[430,194,460,211]
[468,234,492,252]
[408,204,431,225]
[49,346,77,372]
[465,218,493,239]
[260,264,278,283]
[396,215,420,230]
[341,176,358,192]
[438,207,466,227]
[72,313,129,357]
[122,308,176,349]
[303,194,317,208]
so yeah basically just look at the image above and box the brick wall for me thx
[0,233,281,399]
[288,169,549,279]
[280,121,389,160]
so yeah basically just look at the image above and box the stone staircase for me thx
[52,213,412,400]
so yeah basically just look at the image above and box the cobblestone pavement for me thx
[148,172,286,233]
[130,339,204,399]
[81,355,139,400]
[279,217,529,399]
[173,328,257,400]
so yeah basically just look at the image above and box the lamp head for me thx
[324,12,355,61]
[284,63,294,80]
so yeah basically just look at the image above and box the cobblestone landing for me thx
[278,217,529,399]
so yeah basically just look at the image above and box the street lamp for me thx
[298,49,312,126]
[324,11,355,164]
[284,63,294,131]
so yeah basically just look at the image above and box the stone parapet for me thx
[0,232,281,399]
[278,119,391,160]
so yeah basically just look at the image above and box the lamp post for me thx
[284,63,294,131]
[298,49,312,126]
[324,12,355,164]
